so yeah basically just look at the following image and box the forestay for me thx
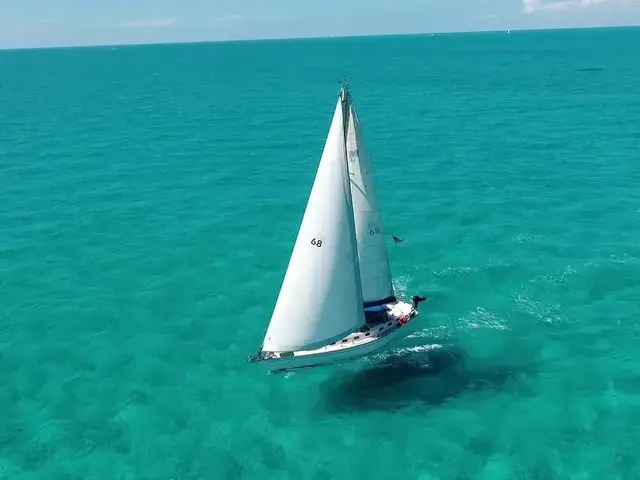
[344,94,395,307]
[261,91,365,353]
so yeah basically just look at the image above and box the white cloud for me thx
[479,13,499,20]
[117,18,177,28]
[523,0,620,13]
[211,14,242,25]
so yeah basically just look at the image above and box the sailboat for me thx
[247,81,427,372]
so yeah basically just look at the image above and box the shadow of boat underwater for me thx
[320,343,534,413]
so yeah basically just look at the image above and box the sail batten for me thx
[261,90,365,353]
[345,97,395,306]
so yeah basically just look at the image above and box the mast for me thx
[339,78,367,319]
[340,79,351,142]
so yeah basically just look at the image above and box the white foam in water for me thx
[460,306,509,331]
[362,342,446,364]
[406,325,453,340]
[399,344,445,354]
[432,265,475,277]
[531,264,578,287]
[392,274,411,301]
[514,294,567,324]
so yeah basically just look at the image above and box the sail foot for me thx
[363,295,398,309]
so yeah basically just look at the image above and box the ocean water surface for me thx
[1,26,640,479]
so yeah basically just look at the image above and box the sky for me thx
[0,0,639,49]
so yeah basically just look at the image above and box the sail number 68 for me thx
[369,227,380,235]
[311,238,323,247]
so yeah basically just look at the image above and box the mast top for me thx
[339,78,350,102]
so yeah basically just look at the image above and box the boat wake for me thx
[360,342,446,366]
[391,274,411,301]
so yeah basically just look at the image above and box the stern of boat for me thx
[384,293,427,335]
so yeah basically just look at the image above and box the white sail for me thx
[344,95,395,306]
[262,91,365,353]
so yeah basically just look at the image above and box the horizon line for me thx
[1,23,639,52]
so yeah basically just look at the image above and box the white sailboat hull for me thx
[249,300,420,372]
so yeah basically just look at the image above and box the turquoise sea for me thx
[2,26,640,479]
